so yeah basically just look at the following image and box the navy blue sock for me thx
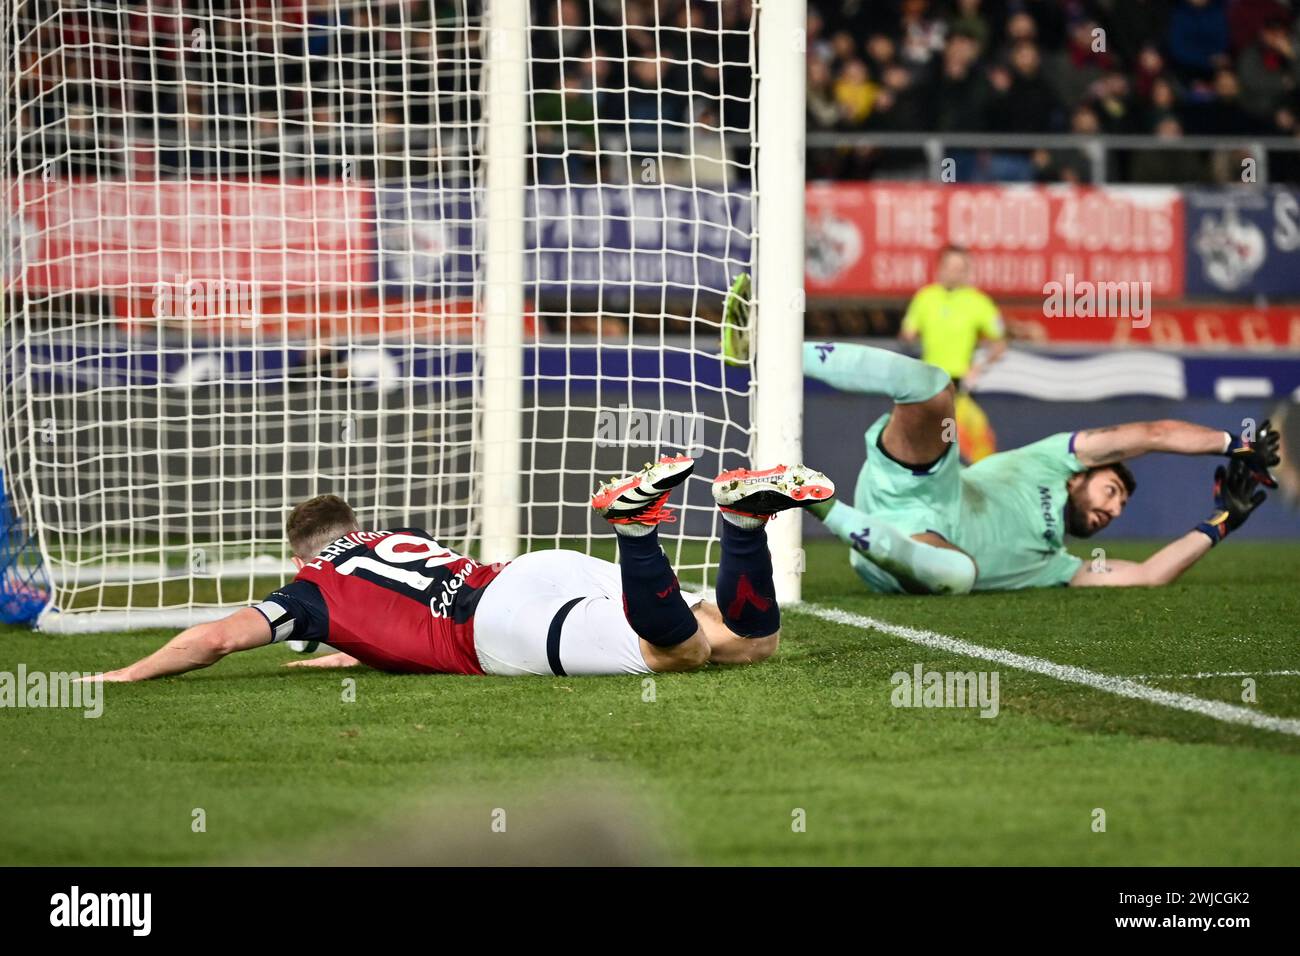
[616,530,699,647]
[716,520,781,637]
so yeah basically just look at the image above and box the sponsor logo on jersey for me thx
[1038,485,1059,545]
[430,561,479,619]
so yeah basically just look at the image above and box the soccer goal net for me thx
[1,0,804,633]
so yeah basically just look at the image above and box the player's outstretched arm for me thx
[83,608,272,682]
[1071,460,1266,588]
[1069,532,1211,588]
[1073,418,1281,479]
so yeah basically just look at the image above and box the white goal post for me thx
[0,0,805,633]
[753,0,807,602]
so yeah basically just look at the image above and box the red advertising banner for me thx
[7,179,371,292]
[1003,305,1300,350]
[806,183,1185,299]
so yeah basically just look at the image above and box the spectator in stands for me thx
[808,57,869,180]
[374,105,409,180]
[1091,70,1141,134]
[1019,0,1069,53]
[870,64,929,132]
[625,56,687,153]
[532,73,597,183]
[308,104,340,178]
[1143,75,1184,131]
[537,0,591,70]
[1236,16,1300,127]
[864,33,900,79]
[622,4,657,61]
[806,7,835,65]
[898,0,946,67]
[1129,115,1212,181]
[830,31,860,70]
[950,0,991,53]
[807,58,843,132]
[1181,67,1268,133]
[988,40,1061,133]
[1033,106,1103,183]
[716,1,755,133]
[662,100,730,187]
[1002,12,1039,51]
[64,104,100,175]
[1132,45,1169,100]
[586,52,627,149]
[1166,0,1231,83]
[1227,0,1293,56]
[1046,18,1115,110]
[930,30,990,132]
[663,3,708,83]
[834,59,877,127]
[1091,0,1172,66]
[553,0,595,59]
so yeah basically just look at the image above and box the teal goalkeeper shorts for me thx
[849,413,963,594]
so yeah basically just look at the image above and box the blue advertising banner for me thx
[1184,187,1300,298]
[526,184,752,297]
[376,183,752,300]
[376,184,478,298]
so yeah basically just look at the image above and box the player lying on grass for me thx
[81,458,834,681]
[799,342,1279,593]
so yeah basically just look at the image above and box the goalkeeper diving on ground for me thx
[722,274,1281,594]
[79,459,834,681]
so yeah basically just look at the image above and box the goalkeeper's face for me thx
[1065,469,1129,537]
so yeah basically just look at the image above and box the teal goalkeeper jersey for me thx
[955,432,1086,591]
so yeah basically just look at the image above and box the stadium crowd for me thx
[807,0,1300,182]
[9,0,755,185]
[9,0,1299,186]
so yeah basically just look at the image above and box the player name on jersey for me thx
[303,530,388,570]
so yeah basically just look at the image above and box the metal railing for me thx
[806,132,1300,184]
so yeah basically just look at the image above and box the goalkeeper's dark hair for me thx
[286,494,360,560]
[1088,462,1137,498]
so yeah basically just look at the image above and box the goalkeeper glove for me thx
[1224,419,1280,488]
[1194,458,1267,545]
[721,272,752,367]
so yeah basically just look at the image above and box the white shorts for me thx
[472,549,703,676]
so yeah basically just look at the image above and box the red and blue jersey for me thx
[253,529,505,674]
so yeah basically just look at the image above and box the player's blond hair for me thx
[286,494,360,560]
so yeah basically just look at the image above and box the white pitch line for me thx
[798,604,1300,738]
[1131,670,1300,681]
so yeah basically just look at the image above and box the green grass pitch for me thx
[2,538,1298,866]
